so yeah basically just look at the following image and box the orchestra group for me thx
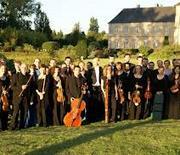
[0,54,180,130]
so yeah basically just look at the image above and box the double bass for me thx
[63,85,87,127]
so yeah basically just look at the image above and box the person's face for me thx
[142,59,148,67]
[137,57,143,64]
[148,63,155,70]
[65,58,71,66]
[40,67,46,75]
[74,67,80,76]
[34,59,40,68]
[30,67,35,74]
[87,63,92,70]
[116,64,122,70]
[14,62,20,72]
[79,62,85,70]
[124,55,130,62]
[0,66,6,76]
[174,66,180,74]
[164,61,170,68]
[50,60,56,67]
[20,64,27,74]
[125,64,130,71]
[158,67,164,75]
[157,60,163,68]
[107,66,112,75]
[54,68,59,76]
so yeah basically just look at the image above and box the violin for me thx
[144,78,152,100]
[170,77,180,94]
[1,86,10,112]
[117,81,125,104]
[63,84,87,127]
[132,83,141,106]
[57,88,65,103]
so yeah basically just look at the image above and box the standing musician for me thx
[168,65,180,119]
[152,66,169,120]
[53,66,65,125]
[115,62,128,121]
[0,64,10,131]
[91,57,103,122]
[101,65,117,123]
[10,63,31,130]
[36,64,49,127]
[129,65,147,120]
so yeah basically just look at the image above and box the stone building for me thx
[108,3,180,49]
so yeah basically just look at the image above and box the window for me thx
[153,40,158,48]
[124,38,128,48]
[144,39,148,46]
[123,26,128,34]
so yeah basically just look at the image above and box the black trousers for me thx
[92,86,104,122]
[37,98,47,127]
[129,102,142,120]
[10,97,29,129]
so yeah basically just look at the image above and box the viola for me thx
[63,84,87,127]
[117,82,125,104]
[57,87,65,103]
[170,78,179,94]
[1,86,11,112]
[144,78,152,100]
[132,83,141,106]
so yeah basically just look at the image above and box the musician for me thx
[34,58,41,77]
[154,60,164,75]
[101,65,117,123]
[91,57,103,122]
[137,55,143,66]
[53,66,65,125]
[115,62,128,121]
[164,60,172,77]
[168,65,180,119]
[108,55,116,75]
[65,66,86,103]
[123,53,135,71]
[28,64,38,127]
[152,66,169,120]
[0,64,10,131]
[10,63,31,130]
[36,64,49,127]
[129,65,147,120]
[64,56,73,76]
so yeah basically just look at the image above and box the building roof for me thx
[109,6,175,24]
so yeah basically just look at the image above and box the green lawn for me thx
[1,119,180,155]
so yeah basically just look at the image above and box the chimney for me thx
[137,4,140,8]
[156,4,159,7]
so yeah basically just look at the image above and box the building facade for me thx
[108,3,180,49]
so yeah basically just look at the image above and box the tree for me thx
[88,17,99,33]
[34,5,52,39]
[0,0,38,29]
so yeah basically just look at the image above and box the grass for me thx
[0,119,180,155]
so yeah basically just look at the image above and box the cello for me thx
[1,86,10,112]
[144,78,152,102]
[63,84,87,127]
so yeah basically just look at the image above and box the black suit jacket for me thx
[91,66,103,86]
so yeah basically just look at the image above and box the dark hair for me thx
[65,56,71,60]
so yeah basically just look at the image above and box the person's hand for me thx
[22,85,27,90]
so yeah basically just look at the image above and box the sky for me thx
[38,0,180,34]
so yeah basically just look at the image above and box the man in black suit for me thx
[10,63,31,130]
[65,66,85,105]
[91,57,103,122]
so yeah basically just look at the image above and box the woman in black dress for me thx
[168,65,180,119]
[152,66,169,121]
[101,65,117,123]
[129,65,147,120]
[36,65,49,127]
[52,66,65,125]
[115,62,128,121]
[0,64,10,131]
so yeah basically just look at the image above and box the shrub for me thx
[42,41,59,57]
[139,45,152,56]
[75,40,88,58]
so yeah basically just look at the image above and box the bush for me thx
[23,43,36,53]
[42,41,59,57]
[75,40,88,58]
